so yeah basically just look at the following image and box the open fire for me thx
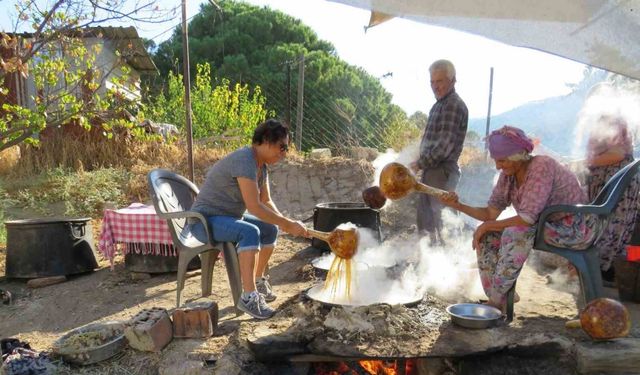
[312,359,417,375]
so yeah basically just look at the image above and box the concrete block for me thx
[125,307,173,352]
[172,301,219,338]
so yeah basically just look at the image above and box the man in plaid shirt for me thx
[411,59,468,245]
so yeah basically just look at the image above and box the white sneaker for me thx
[256,276,277,302]
[237,292,275,320]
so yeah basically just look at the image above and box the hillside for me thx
[468,70,607,157]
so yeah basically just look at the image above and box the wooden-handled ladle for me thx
[379,162,448,200]
[307,227,359,259]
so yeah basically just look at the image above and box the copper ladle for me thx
[307,227,359,259]
[379,162,448,200]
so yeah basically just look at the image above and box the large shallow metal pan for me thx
[311,255,372,271]
[304,284,423,307]
[446,303,503,329]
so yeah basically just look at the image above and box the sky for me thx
[0,0,590,118]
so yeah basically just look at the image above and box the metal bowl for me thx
[446,303,503,329]
[52,321,127,365]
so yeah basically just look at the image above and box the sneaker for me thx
[256,276,277,302]
[237,292,275,320]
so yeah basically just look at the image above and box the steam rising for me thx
[572,83,640,158]
[310,212,486,305]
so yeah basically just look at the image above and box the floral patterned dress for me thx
[478,155,598,307]
[587,156,640,271]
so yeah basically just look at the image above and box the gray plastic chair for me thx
[506,159,640,320]
[147,169,243,313]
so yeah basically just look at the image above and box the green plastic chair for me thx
[506,159,640,321]
[147,169,242,314]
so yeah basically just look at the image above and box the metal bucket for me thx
[312,202,382,251]
[5,218,98,278]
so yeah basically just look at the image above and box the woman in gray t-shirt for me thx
[190,119,308,319]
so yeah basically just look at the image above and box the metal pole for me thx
[484,67,494,159]
[181,0,195,181]
[295,54,304,151]
[286,63,291,127]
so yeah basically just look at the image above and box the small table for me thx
[98,203,176,269]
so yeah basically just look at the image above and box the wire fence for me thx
[237,55,421,155]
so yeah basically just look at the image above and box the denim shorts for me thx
[189,213,278,253]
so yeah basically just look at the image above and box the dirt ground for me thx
[1,225,640,374]
[0,231,319,374]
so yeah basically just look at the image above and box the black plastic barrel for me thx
[614,256,640,302]
[312,202,382,251]
[5,218,99,278]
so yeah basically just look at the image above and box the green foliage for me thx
[383,106,421,151]
[6,168,131,218]
[151,0,408,151]
[409,111,429,130]
[145,62,272,149]
[0,0,165,152]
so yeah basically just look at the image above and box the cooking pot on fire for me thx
[312,202,382,252]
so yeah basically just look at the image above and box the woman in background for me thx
[585,115,640,282]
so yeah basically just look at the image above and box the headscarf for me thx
[587,116,632,158]
[487,125,535,159]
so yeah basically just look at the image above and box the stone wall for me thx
[268,157,375,220]
[268,155,496,235]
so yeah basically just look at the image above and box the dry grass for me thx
[0,247,5,278]
[0,146,20,174]
[459,145,489,167]
[0,133,305,215]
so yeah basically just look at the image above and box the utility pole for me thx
[181,0,194,181]
[295,54,304,151]
[484,67,494,160]
[286,63,291,127]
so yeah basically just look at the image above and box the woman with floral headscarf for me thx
[440,125,599,311]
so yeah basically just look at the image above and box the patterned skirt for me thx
[477,212,599,307]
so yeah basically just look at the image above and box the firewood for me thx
[576,338,640,373]
[27,276,67,288]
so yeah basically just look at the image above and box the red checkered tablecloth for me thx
[98,203,176,268]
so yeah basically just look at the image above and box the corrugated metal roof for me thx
[5,26,158,73]
[87,26,157,73]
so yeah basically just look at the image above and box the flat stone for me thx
[309,148,332,159]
